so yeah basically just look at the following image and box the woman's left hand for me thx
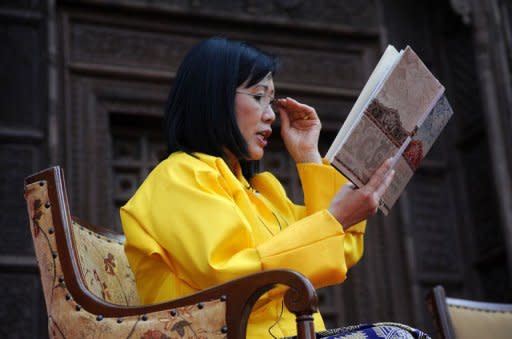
[275,97,322,163]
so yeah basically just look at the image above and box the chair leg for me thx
[296,314,316,339]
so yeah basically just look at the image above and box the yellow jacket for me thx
[121,152,366,338]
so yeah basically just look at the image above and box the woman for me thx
[121,37,428,338]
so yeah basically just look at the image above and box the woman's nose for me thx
[263,105,276,123]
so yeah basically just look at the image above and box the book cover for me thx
[327,46,454,214]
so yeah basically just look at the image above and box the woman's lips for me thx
[256,133,268,147]
[256,130,271,147]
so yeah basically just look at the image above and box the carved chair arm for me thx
[81,269,318,339]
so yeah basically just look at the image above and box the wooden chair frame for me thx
[25,166,319,339]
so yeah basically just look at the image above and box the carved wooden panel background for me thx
[437,2,510,302]
[0,0,49,337]
[381,0,510,331]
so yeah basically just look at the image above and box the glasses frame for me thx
[236,91,277,111]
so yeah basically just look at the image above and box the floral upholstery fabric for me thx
[47,288,227,339]
[70,220,139,305]
[25,180,227,338]
[26,181,57,313]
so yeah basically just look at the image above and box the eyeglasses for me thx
[236,91,276,111]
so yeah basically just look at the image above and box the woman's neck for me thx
[223,149,240,175]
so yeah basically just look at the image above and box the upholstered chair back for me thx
[446,298,512,339]
[428,285,512,339]
[69,218,139,305]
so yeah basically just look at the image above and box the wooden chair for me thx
[24,166,318,339]
[427,285,512,339]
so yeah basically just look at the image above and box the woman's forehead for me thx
[248,74,274,90]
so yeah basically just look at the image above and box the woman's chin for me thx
[248,148,264,161]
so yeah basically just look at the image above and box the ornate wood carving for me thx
[64,0,379,32]
[68,19,376,91]
[70,22,194,73]
[264,45,368,90]
[64,12,378,136]
[64,76,168,229]
[110,115,165,230]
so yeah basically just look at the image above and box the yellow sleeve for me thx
[296,161,366,268]
[297,161,349,213]
[257,210,348,288]
[297,161,366,269]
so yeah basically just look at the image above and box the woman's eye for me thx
[253,94,264,102]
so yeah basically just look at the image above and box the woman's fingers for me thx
[359,157,395,212]
[277,97,318,121]
[330,159,396,228]
[376,168,395,198]
[275,97,322,163]
[365,158,393,192]
[277,104,290,130]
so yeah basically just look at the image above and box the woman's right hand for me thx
[328,158,395,229]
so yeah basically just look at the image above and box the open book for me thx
[325,45,454,215]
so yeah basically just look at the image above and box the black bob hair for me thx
[163,37,279,178]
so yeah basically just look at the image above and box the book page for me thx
[326,45,400,161]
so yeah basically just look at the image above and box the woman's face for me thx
[234,74,276,161]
